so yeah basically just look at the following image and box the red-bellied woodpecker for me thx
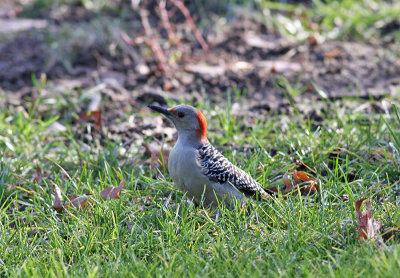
[148,104,273,208]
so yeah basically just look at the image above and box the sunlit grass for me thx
[1,80,400,276]
[259,0,400,40]
[1,0,400,276]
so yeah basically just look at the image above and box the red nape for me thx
[196,110,208,142]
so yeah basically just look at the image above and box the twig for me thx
[139,7,169,72]
[159,0,183,52]
[170,0,209,53]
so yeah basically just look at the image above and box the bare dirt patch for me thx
[1,3,400,144]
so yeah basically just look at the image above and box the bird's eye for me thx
[177,112,185,118]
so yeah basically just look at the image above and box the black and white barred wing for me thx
[197,143,268,197]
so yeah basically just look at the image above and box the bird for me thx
[148,104,273,208]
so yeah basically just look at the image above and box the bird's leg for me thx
[213,208,221,221]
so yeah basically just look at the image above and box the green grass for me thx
[1,83,400,277]
[258,0,400,41]
[1,0,400,276]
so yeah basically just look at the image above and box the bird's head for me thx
[148,104,208,143]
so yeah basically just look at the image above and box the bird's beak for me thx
[148,104,173,118]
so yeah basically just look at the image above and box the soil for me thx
[1,2,400,144]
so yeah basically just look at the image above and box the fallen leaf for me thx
[304,84,313,92]
[53,183,63,211]
[100,181,125,199]
[53,180,125,213]
[282,170,318,194]
[282,172,294,193]
[324,49,342,59]
[65,195,92,210]
[163,81,173,91]
[306,34,319,47]
[267,187,279,194]
[355,198,382,240]
[144,142,171,170]
[79,110,102,129]
[32,166,48,184]
[292,171,318,194]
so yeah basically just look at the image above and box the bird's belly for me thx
[211,182,245,202]
[168,146,189,191]
[168,146,244,207]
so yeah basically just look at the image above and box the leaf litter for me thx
[355,198,382,241]
[280,170,318,195]
[53,181,125,212]
[0,2,399,250]
[354,198,399,244]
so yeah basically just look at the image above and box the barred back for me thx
[197,143,268,197]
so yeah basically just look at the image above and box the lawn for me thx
[1,0,400,277]
[1,92,400,277]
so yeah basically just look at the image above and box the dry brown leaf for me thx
[144,142,170,170]
[53,183,63,211]
[281,170,318,195]
[53,182,92,211]
[355,198,382,240]
[53,181,125,212]
[282,172,294,193]
[163,81,173,91]
[292,171,318,194]
[324,49,342,59]
[65,195,92,210]
[267,187,279,194]
[79,110,102,129]
[306,34,319,47]
[100,181,125,199]
[304,84,313,92]
[32,166,48,183]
